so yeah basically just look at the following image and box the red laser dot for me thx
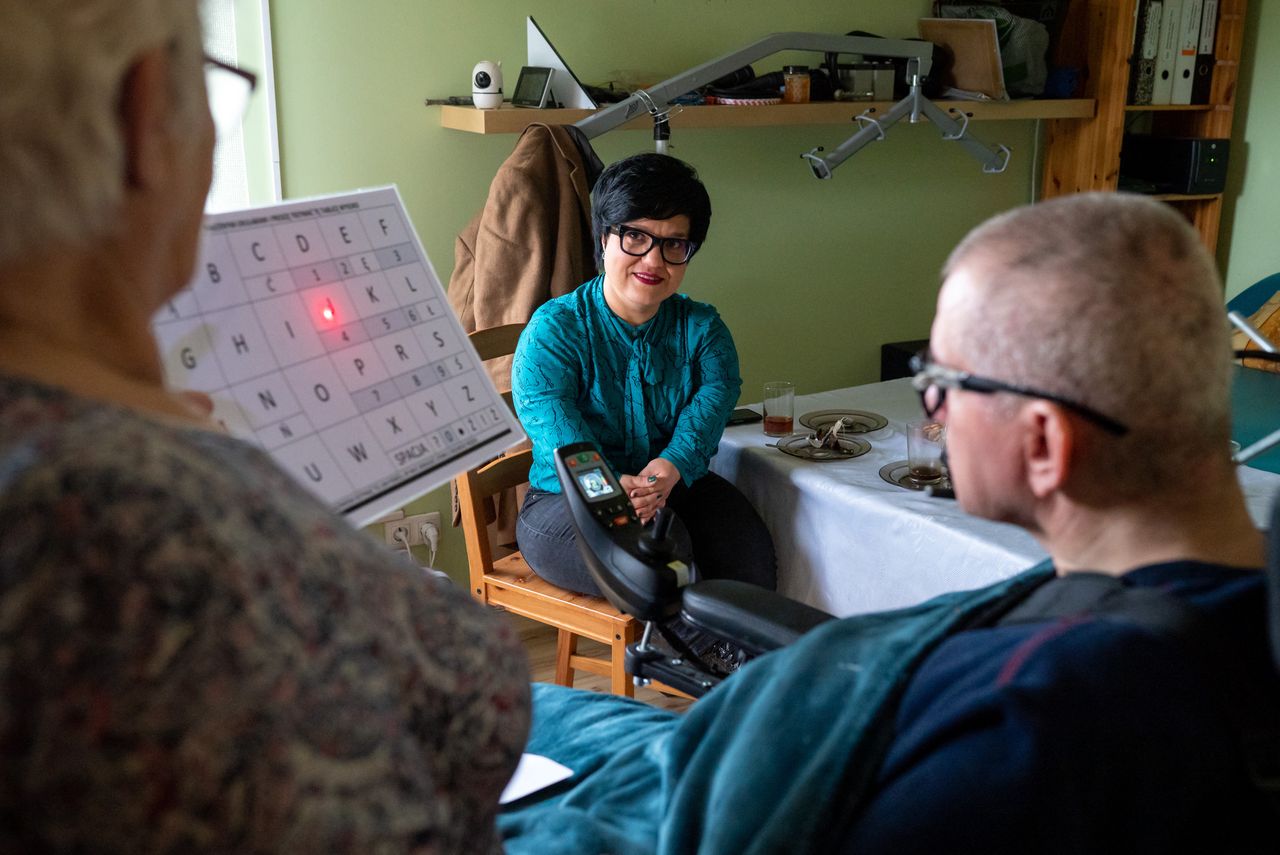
[322,299,336,322]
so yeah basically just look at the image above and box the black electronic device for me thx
[727,407,762,426]
[512,66,555,108]
[553,443,689,622]
[1118,136,1230,196]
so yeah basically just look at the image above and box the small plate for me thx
[774,434,871,461]
[878,460,952,491]
[799,409,889,435]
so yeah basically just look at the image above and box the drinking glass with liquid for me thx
[907,419,945,482]
[763,381,795,436]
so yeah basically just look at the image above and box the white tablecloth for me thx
[712,379,1280,617]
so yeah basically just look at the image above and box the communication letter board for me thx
[154,186,525,525]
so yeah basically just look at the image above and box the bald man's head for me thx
[937,193,1232,494]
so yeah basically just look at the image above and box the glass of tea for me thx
[906,418,945,483]
[762,381,795,436]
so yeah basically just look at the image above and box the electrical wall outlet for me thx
[384,512,441,547]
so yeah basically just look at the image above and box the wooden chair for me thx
[456,323,641,696]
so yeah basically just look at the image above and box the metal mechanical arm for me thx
[801,58,1010,178]
[573,32,1010,178]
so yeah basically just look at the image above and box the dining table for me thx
[712,378,1280,617]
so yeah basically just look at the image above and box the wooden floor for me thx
[514,615,694,713]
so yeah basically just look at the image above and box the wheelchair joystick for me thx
[638,508,676,558]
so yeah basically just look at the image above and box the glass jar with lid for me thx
[782,65,810,104]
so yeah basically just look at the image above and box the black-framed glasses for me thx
[608,224,698,265]
[909,350,1130,436]
[204,54,258,140]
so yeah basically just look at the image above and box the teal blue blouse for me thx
[513,275,741,493]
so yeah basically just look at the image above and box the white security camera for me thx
[472,61,503,109]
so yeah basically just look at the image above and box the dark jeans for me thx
[516,470,778,597]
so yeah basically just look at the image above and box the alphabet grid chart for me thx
[154,187,524,525]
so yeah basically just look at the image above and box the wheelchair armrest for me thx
[680,579,835,656]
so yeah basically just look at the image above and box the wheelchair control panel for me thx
[554,442,689,623]
[554,440,837,698]
[559,447,637,530]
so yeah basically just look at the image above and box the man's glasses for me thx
[608,224,698,265]
[204,54,258,140]
[909,350,1130,436]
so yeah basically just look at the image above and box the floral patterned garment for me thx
[0,374,530,853]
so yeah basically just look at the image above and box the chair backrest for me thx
[457,448,533,600]
[468,323,526,362]
[468,322,526,413]
[1228,272,1280,317]
[457,322,529,600]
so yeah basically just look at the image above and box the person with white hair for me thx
[0,2,529,850]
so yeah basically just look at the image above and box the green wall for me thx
[268,0,1033,396]
[266,0,1272,580]
[1220,0,1279,300]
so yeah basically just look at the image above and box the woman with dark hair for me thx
[512,153,777,621]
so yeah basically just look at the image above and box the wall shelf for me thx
[1124,104,1215,113]
[1152,192,1222,202]
[437,99,1095,135]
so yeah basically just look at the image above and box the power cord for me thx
[391,524,448,582]
[420,520,440,568]
[391,525,414,560]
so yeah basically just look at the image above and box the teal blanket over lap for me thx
[500,566,1052,854]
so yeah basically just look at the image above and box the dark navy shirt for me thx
[845,561,1279,853]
